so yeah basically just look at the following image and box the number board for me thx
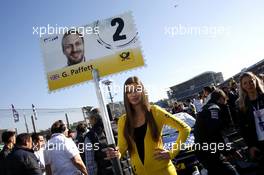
[41,12,144,91]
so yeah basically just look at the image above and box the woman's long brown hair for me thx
[123,76,159,153]
[238,72,264,112]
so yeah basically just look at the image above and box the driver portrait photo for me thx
[61,30,86,66]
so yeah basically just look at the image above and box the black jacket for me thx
[86,122,117,175]
[194,102,225,145]
[0,145,12,175]
[237,94,264,150]
[6,146,42,175]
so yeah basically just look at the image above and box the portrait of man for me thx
[62,30,85,66]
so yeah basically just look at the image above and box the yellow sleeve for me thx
[153,105,191,159]
[117,115,128,157]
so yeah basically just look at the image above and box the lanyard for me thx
[252,100,263,122]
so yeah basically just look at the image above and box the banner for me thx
[41,12,144,91]
[32,104,38,120]
[11,104,19,122]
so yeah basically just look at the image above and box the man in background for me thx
[32,133,46,175]
[44,120,88,175]
[7,133,42,175]
[0,130,16,175]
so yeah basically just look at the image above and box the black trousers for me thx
[206,158,239,175]
[197,152,239,175]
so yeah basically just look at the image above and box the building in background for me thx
[167,59,264,102]
[168,71,224,101]
[220,59,264,87]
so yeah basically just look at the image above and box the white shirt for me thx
[35,148,46,175]
[253,109,264,141]
[44,133,81,175]
[193,99,203,112]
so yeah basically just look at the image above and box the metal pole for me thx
[92,69,123,175]
[31,115,36,133]
[23,114,29,133]
[107,85,114,103]
[107,85,115,120]
[65,113,70,129]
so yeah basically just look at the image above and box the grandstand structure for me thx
[168,71,224,101]
[168,59,264,101]
[220,59,264,87]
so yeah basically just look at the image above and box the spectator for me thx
[194,89,239,175]
[228,80,239,125]
[0,130,16,175]
[228,79,239,106]
[7,133,42,175]
[86,109,117,175]
[171,102,178,114]
[237,72,264,174]
[67,129,76,140]
[76,122,97,175]
[32,133,46,175]
[186,99,197,117]
[221,86,230,96]
[172,102,184,114]
[202,85,215,105]
[193,93,203,113]
[44,120,88,175]
[76,123,89,162]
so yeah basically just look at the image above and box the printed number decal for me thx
[111,18,127,41]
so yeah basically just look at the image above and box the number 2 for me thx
[111,17,127,41]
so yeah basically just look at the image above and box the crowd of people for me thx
[0,109,117,175]
[167,71,264,175]
[0,72,264,175]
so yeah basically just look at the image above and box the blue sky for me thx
[1,0,264,132]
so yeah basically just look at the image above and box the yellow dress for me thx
[117,105,191,175]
